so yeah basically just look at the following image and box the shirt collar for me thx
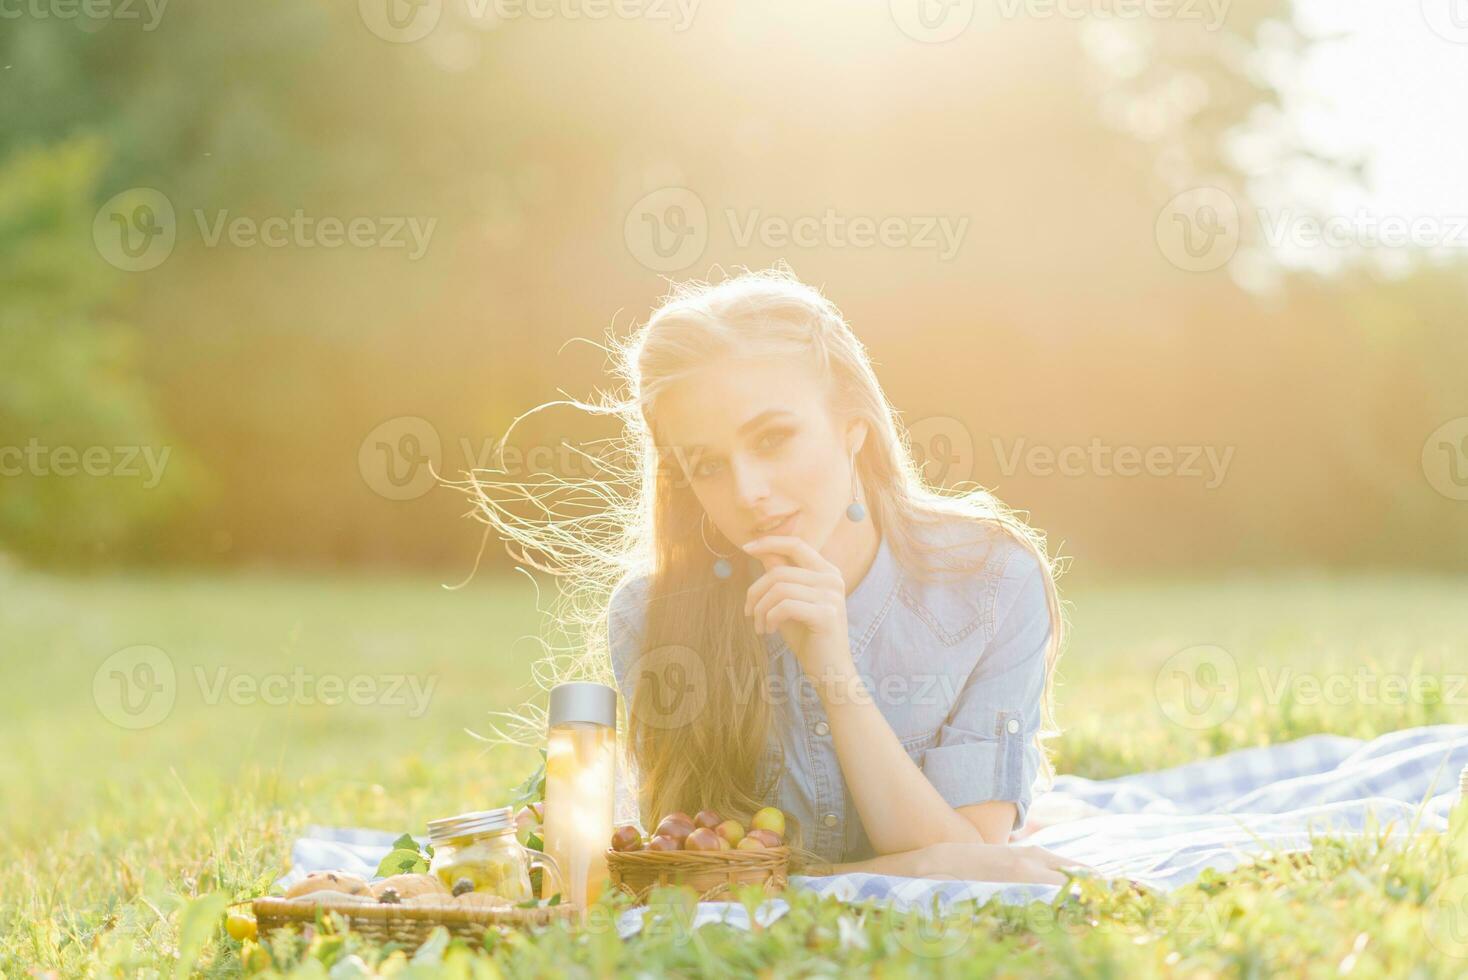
[764,532,900,666]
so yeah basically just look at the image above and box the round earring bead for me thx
[846,501,867,522]
[713,557,734,579]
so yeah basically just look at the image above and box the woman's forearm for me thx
[819,846,936,877]
[819,667,987,855]
[811,841,1087,886]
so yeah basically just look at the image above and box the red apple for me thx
[646,834,680,851]
[716,836,732,850]
[693,809,723,830]
[746,828,783,848]
[714,819,744,847]
[610,825,644,852]
[684,827,721,851]
[664,811,693,826]
[654,814,694,845]
[736,835,767,850]
[750,806,786,838]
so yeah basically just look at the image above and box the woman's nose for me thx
[728,457,770,509]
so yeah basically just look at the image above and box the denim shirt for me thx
[607,519,1053,865]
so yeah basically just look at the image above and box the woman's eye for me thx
[755,428,792,453]
[692,458,722,479]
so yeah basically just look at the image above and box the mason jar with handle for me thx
[427,807,562,903]
[541,682,617,910]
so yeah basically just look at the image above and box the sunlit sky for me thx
[1289,0,1468,217]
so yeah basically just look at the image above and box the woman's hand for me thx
[742,536,852,675]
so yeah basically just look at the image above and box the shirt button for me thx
[813,721,830,736]
[822,813,838,828]
[1006,718,1021,734]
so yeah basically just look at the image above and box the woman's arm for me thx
[818,665,995,854]
[958,802,1020,845]
[811,841,1088,885]
[744,536,1024,855]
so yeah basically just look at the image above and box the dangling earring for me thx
[846,452,867,522]
[701,512,734,579]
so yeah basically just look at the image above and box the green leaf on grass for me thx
[508,757,547,808]
[375,848,428,877]
[411,926,451,965]
[173,891,229,978]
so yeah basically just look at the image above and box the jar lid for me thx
[548,681,616,728]
[426,806,514,842]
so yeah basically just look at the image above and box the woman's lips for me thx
[751,511,799,537]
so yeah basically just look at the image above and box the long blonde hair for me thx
[465,264,1066,837]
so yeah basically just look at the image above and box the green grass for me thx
[2,565,1467,977]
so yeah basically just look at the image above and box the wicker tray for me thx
[253,895,577,946]
[606,846,790,903]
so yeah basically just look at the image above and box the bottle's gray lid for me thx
[548,681,616,728]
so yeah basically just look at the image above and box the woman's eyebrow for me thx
[736,409,795,436]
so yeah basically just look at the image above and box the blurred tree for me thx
[0,139,195,564]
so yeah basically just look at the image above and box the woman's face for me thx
[654,355,864,552]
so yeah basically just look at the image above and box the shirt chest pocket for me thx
[898,581,991,648]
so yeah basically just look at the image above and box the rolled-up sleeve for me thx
[921,547,1052,831]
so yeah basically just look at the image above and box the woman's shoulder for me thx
[608,571,652,638]
[896,513,1049,644]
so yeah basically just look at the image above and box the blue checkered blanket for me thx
[284,725,1468,934]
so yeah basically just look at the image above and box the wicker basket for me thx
[253,895,577,946]
[606,846,790,903]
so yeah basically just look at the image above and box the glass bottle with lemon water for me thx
[541,682,617,909]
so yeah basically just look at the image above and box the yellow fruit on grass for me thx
[241,941,271,973]
[226,912,257,941]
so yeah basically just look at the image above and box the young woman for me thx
[474,266,1087,884]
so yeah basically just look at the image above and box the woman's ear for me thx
[846,419,870,457]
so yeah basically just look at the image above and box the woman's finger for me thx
[764,597,826,636]
[743,535,834,574]
[752,582,826,633]
[743,565,837,617]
